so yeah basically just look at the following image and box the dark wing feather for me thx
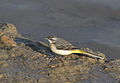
[54,38,76,50]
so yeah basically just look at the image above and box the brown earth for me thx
[0,23,119,83]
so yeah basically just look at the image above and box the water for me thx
[0,0,120,59]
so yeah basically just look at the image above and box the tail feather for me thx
[82,52,105,60]
[71,49,105,60]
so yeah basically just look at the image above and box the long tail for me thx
[71,49,105,60]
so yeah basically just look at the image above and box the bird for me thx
[45,35,105,60]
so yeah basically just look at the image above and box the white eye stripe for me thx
[52,38,57,40]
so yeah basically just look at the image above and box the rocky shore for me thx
[0,23,120,83]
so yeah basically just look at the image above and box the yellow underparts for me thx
[70,49,104,59]
[70,49,86,54]
[49,43,104,59]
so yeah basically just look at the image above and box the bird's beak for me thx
[44,38,52,43]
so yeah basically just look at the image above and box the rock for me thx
[0,23,18,47]
[0,23,19,38]
[0,49,9,59]
[0,74,4,78]
[0,35,16,47]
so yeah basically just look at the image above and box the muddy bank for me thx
[0,23,120,83]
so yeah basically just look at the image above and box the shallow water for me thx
[0,0,120,60]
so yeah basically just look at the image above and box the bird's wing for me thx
[56,44,75,50]
[54,38,76,50]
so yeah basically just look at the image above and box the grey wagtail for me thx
[45,35,105,60]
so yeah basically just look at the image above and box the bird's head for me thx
[45,35,57,43]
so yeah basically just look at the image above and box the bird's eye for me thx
[50,39,56,43]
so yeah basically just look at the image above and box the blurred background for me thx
[0,0,120,59]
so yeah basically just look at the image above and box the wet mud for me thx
[0,23,119,83]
